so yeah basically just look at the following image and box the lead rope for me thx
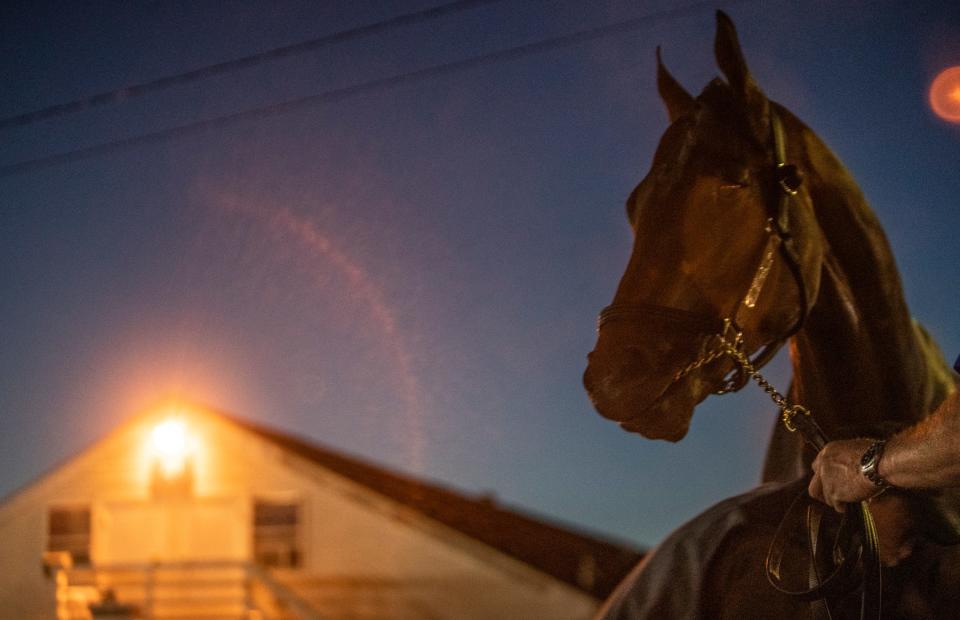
[715,329,882,620]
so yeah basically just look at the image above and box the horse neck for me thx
[790,124,943,432]
[761,113,952,481]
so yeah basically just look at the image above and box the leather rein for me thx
[597,110,883,619]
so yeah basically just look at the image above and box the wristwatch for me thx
[859,439,890,489]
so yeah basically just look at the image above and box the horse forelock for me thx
[693,77,767,147]
[697,77,730,104]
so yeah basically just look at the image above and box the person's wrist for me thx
[860,439,891,490]
[876,432,903,487]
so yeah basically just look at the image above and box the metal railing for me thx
[48,558,323,620]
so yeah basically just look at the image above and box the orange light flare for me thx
[149,417,192,477]
[929,66,960,123]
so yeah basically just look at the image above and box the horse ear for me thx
[657,47,694,122]
[714,11,769,139]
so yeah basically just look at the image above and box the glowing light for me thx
[150,418,190,476]
[929,66,960,123]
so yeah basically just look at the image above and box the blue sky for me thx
[2,0,958,548]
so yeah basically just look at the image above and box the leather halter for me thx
[597,109,884,619]
[596,109,808,394]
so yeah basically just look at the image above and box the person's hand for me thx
[808,438,882,512]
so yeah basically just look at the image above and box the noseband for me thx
[597,109,808,394]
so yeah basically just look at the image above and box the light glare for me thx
[930,66,960,123]
[150,418,189,476]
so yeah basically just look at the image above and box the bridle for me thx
[597,109,884,619]
[597,109,808,398]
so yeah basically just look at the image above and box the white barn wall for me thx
[0,417,162,619]
[0,496,59,619]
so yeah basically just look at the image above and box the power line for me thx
[0,0,750,179]
[0,0,507,130]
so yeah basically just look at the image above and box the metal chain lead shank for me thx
[714,329,827,451]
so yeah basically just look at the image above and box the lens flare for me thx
[929,66,960,123]
[211,196,428,472]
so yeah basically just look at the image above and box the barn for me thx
[0,403,642,619]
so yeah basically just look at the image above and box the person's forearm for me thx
[881,389,960,488]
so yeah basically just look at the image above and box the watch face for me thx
[860,441,882,471]
[859,441,887,487]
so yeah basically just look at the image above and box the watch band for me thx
[859,439,890,489]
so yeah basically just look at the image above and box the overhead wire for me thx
[0,0,509,131]
[0,0,752,179]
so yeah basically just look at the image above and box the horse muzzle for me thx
[583,348,697,441]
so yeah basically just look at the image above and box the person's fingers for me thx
[808,473,824,503]
[818,472,845,513]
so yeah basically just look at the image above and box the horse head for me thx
[583,12,826,441]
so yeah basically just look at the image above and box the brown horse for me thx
[583,11,960,619]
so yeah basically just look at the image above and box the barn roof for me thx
[224,413,644,600]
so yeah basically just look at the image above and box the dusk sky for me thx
[3,0,959,549]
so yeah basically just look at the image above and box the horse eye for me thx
[719,181,748,190]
